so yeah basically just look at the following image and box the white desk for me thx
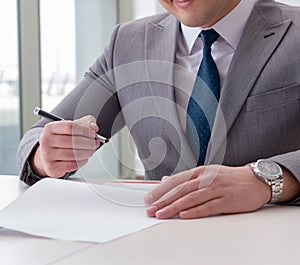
[1,175,299,265]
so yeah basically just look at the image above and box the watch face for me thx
[257,160,281,180]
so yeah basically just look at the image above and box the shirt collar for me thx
[181,0,258,54]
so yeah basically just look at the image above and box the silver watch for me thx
[250,159,283,203]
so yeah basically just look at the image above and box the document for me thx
[0,178,164,243]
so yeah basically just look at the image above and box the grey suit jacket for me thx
[17,0,300,202]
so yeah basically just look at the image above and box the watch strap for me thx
[269,178,284,203]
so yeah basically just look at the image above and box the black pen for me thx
[33,107,109,144]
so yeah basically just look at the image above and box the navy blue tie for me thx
[186,29,220,166]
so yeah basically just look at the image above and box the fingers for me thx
[40,146,96,162]
[161,176,170,181]
[145,167,218,219]
[40,115,100,148]
[41,134,99,150]
[146,178,202,215]
[75,115,99,134]
[144,167,202,205]
[43,115,99,139]
[34,115,101,178]
[147,183,221,219]
[179,198,226,219]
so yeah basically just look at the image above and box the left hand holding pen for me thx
[144,165,271,219]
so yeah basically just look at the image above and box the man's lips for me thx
[174,0,193,8]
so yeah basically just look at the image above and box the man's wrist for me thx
[245,165,272,204]
[29,146,48,178]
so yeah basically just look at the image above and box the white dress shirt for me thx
[175,0,258,132]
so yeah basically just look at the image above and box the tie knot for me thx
[200,29,219,48]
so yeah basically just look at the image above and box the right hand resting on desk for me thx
[30,115,101,178]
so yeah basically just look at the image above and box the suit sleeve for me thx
[17,24,125,185]
[270,150,300,205]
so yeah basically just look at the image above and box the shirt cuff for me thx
[20,160,73,186]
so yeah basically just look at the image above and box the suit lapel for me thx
[207,0,292,163]
[145,15,198,170]
[145,15,178,64]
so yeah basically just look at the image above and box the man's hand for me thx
[144,165,272,219]
[30,115,101,178]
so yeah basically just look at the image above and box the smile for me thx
[174,0,193,8]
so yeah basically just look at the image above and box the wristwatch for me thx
[250,159,283,203]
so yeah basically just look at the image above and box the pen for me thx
[33,107,109,144]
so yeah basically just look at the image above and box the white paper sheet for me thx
[0,178,163,243]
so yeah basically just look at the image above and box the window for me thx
[40,0,120,179]
[0,0,20,175]
[40,0,76,111]
[280,0,300,5]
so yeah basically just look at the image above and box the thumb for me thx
[76,115,99,132]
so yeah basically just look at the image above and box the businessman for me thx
[17,0,300,219]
